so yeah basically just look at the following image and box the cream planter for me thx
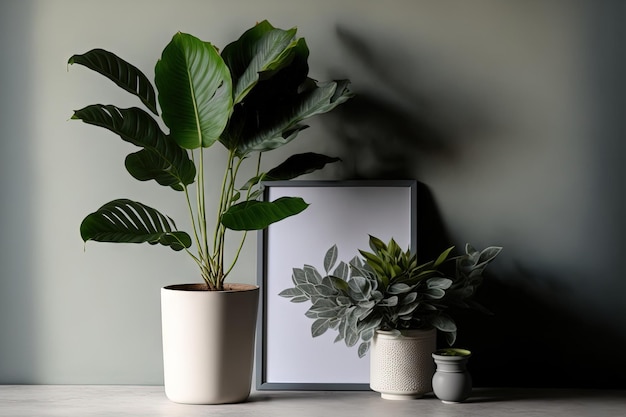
[370,328,437,400]
[161,283,259,404]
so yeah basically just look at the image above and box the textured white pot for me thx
[370,328,437,400]
[161,283,259,404]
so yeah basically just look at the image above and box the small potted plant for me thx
[279,235,501,399]
[69,20,353,404]
[431,348,473,403]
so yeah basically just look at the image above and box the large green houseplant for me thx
[70,20,352,291]
[279,235,502,358]
[69,20,352,404]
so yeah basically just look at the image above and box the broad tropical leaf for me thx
[220,196,309,230]
[68,49,158,115]
[225,79,353,156]
[72,105,195,190]
[221,20,300,104]
[80,199,191,251]
[155,32,233,149]
[266,153,341,181]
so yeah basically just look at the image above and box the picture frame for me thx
[256,180,417,390]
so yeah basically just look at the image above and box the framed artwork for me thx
[256,180,417,390]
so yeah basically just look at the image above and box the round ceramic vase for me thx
[161,283,259,404]
[431,348,473,403]
[369,328,437,400]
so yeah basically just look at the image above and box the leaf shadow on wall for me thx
[324,24,626,389]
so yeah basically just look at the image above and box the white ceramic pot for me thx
[369,328,437,400]
[161,283,259,404]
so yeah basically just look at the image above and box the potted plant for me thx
[279,235,501,399]
[69,20,353,404]
[431,348,473,403]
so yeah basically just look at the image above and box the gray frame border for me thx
[256,180,417,390]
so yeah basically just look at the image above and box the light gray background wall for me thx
[1,0,624,387]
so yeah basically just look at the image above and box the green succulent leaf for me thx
[292,268,306,285]
[427,277,453,290]
[80,199,191,251]
[332,261,350,281]
[68,49,158,115]
[155,32,233,149]
[430,314,457,333]
[278,287,303,298]
[311,318,331,338]
[323,245,338,274]
[357,342,370,358]
[72,105,195,191]
[304,265,323,285]
[221,196,308,230]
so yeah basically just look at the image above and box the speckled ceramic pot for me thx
[369,328,437,400]
[431,348,473,403]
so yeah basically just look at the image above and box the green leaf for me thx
[221,20,300,104]
[72,105,195,191]
[358,342,370,358]
[347,276,372,302]
[434,246,455,267]
[323,245,338,274]
[221,196,308,230]
[427,277,453,290]
[368,235,386,252]
[220,41,353,155]
[80,199,191,251]
[311,318,331,338]
[387,283,411,295]
[304,265,323,285]
[292,268,306,285]
[379,296,398,307]
[430,314,457,333]
[265,153,341,181]
[68,49,158,115]
[332,261,349,281]
[155,32,233,149]
[278,287,303,298]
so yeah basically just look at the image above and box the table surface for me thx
[1,385,625,417]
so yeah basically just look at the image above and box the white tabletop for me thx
[1,385,625,417]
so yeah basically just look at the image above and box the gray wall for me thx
[1,0,624,387]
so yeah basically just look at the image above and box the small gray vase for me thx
[431,348,473,403]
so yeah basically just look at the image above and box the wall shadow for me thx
[324,21,626,389]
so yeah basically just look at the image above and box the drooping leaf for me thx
[68,49,158,114]
[357,342,370,358]
[220,196,308,230]
[220,33,353,156]
[265,153,341,181]
[311,318,331,338]
[80,199,191,251]
[221,20,300,104]
[155,32,233,149]
[72,105,195,190]
[429,314,457,333]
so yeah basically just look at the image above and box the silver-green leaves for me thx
[279,236,502,357]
